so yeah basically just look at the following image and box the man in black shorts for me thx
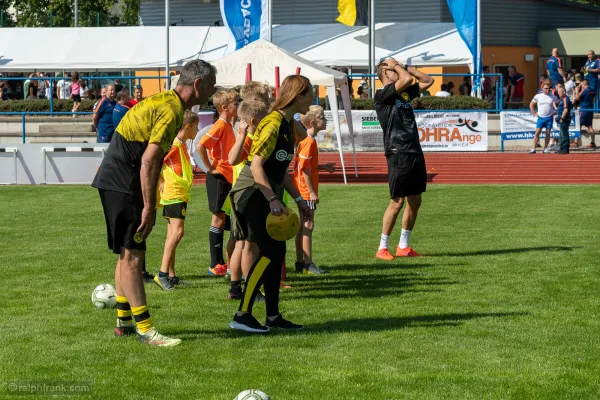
[374,58,434,260]
[92,60,217,346]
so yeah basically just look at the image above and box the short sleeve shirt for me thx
[92,90,184,195]
[546,56,564,83]
[294,135,319,199]
[374,82,422,156]
[533,93,557,118]
[199,118,236,183]
[556,96,573,119]
[584,59,599,90]
[579,87,595,109]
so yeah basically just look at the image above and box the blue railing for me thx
[0,76,170,143]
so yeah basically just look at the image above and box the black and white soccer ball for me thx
[91,284,117,309]
[233,389,270,400]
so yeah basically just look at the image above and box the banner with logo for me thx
[220,0,269,51]
[500,111,581,141]
[317,111,488,152]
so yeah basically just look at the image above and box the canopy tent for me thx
[206,39,357,184]
[0,23,473,72]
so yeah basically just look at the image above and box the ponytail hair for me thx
[271,75,312,111]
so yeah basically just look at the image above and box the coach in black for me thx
[374,58,434,260]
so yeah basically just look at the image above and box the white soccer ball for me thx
[91,284,117,309]
[233,389,270,400]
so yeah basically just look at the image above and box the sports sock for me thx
[209,226,225,268]
[399,229,412,249]
[158,271,169,278]
[116,295,132,324]
[379,234,390,250]
[230,280,242,293]
[131,305,153,334]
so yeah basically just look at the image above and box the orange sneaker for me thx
[208,263,228,276]
[396,247,423,257]
[376,248,394,261]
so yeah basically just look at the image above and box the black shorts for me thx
[98,189,145,254]
[387,153,427,199]
[233,190,276,244]
[163,202,187,220]
[206,172,232,213]
[72,94,81,102]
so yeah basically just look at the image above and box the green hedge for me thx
[320,96,491,110]
[0,99,97,113]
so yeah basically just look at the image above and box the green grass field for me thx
[1,184,600,400]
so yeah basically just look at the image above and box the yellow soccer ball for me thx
[266,209,300,241]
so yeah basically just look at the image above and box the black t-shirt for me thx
[374,82,422,156]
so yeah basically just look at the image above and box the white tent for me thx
[0,23,473,72]
[209,39,357,184]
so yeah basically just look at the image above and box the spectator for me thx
[565,72,576,103]
[114,79,123,94]
[23,73,33,99]
[71,72,82,117]
[435,84,451,97]
[93,84,116,143]
[27,78,38,99]
[80,80,88,99]
[447,81,455,96]
[538,74,549,93]
[37,72,48,99]
[357,86,368,99]
[459,76,472,96]
[575,79,596,148]
[482,65,491,99]
[529,80,557,154]
[112,88,131,129]
[583,50,599,95]
[546,48,566,89]
[57,73,72,100]
[507,66,525,109]
[0,82,6,101]
[128,85,144,107]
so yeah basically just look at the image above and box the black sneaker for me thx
[266,314,304,330]
[142,271,155,284]
[295,261,304,273]
[303,263,328,275]
[169,276,186,286]
[229,313,269,333]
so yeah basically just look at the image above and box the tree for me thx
[11,0,122,27]
[120,0,139,26]
[0,0,15,27]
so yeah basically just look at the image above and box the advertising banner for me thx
[317,110,488,152]
[500,111,580,141]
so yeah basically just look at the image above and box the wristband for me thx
[268,196,278,203]
[294,196,304,203]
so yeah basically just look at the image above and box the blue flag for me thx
[446,0,481,87]
[220,0,269,51]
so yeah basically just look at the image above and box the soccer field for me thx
[1,184,599,400]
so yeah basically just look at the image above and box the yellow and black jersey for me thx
[248,110,296,185]
[92,90,184,195]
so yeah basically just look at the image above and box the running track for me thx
[193,152,600,185]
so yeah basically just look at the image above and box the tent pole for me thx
[268,0,272,41]
[275,66,280,98]
[165,0,170,91]
[369,0,376,96]
[476,0,482,98]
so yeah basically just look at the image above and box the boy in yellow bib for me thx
[154,111,199,290]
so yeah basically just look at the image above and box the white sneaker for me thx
[137,328,182,347]
[529,148,536,154]
[543,148,551,154]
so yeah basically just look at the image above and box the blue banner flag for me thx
[446,0,481,88]
[220,0,269,51]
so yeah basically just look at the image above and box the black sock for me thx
[229,280,242,293]
[209,226,224,268]
[158,271,168,278]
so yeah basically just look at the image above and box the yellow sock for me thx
[116,296,132,323]
[131,305,153,334]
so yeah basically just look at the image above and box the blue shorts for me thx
[536,116,553,130]
[581,111,594,127]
